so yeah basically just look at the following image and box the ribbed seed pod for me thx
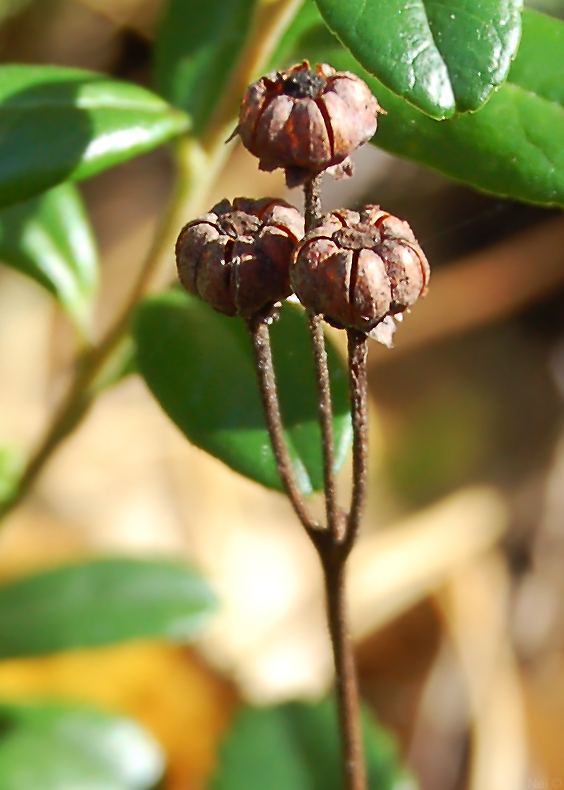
[234,61,383,187]
[176,197,304,318]
[291,205,429,334]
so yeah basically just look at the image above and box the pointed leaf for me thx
[314,0,523,119]
[211,698,415,790]
[0,65,189,209]
[0,558,216,658]
[0,702,163,790]
[154,0,258,133]
[280,5,564,207]
[0,183,97,329]
[133,291,352,494]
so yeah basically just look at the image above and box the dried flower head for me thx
[233,61,383,187]
[291,205,429,337]
[176,197,304,318]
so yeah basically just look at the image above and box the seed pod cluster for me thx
[176,197,304,318]
[291,206,430,334]
[234,61,382,187]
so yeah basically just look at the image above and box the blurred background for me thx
[1,1,564,788]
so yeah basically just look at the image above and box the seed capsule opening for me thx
[282,70,326,99]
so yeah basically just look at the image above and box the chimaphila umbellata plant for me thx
[175,59,429,790]
[0,0,561,787]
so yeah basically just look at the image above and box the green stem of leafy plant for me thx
[0,136,219,522]
[0,0,306,524]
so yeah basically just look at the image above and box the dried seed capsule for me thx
[234,61,383,187]
[291,206,429,335]
[176,197,304,318]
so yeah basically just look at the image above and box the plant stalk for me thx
[322,556,366,790]
[344,329,369,555]
[302,174,367,790]
[246,315,319,538]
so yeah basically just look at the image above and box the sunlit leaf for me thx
[278,4,564,207]
[313,0,523,119]
[0,65,189,208]
[0,702,164,790]
[0,183,97,330]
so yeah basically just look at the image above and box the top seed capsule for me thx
[234,61,383,187]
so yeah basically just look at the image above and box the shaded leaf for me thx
[134,291,352,494]
[0,183,97,330]
[154,0,258,133]
[279,4,564,207]
[211,698,415,790]
[0,65,189,209]
[0,702,163,790]
[0,558,216,658]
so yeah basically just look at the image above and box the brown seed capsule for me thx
[176,197,304,318]
[291,206,429,335]
[234,61,383,187]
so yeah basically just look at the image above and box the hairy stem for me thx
[304,174,323,233]
[344,329,369,555]
[303,175,341,535]
[309,312,342,540]
[322,556,366,790]
[247,315,319,537]
[302,174,366,790]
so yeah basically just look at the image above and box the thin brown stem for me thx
[301,174,366,790]
[303,174,323,232]
[344,329,369,555]
[303,175,342,536]
[308,312,342,540]
[322,556,366,790]
[247,315,319,537]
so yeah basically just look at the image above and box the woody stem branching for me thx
[302,174,367,790]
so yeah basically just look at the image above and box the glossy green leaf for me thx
[211,698,415,790]
[154,0,258,133]
[0,183,97,330]
[0,702,163,790]
[0,558,216,658]
[134,291,351,494]
[279,5,564,207]
[0,65,189,209]
[313,0,523,119]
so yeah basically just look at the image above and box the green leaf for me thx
[211,698,415,790]
[280,5,564,207]
[0,558,216,658]
[313,0,523,119]
[0,65,189,209]
[154,0,258,133]
[0,183,97,330]
[0,702,163,790]
[133,291,352,494]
